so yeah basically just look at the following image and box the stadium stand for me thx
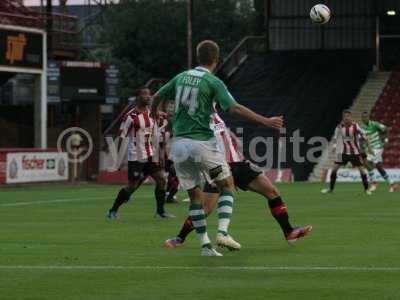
[309,71,391,181]
[370,71,400,168]
[0,0,43,28]
[0,0,80,59]
[221,50,373,180]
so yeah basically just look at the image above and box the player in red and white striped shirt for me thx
[108,87,175,219]
[322,110,370,194]
[212,113,244,163]
[165,112,312,248]
[158,100,180,204]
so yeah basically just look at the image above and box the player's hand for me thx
[264,116,284,129]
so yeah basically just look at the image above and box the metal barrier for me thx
[217,36,267,79]
[0,0,80,59]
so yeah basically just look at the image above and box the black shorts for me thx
[203,161,262,193]
[335,154,363,167]
[128,160,161,181]
[165,159,176,177]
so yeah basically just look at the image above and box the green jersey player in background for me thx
[361,111,397,192]
[153,40,283,256]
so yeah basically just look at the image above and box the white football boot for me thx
[321,188,333,194]
[369,183,378,192]
[201,247,223,257]
[216,233,242,251]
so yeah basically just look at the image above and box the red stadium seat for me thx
[368,72,400,167]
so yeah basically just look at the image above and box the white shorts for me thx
[367,148,383,164]
[170,137,231,191]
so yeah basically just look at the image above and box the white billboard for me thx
[6,152,68,183]
[326,168,400,183]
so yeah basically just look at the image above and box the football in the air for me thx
[310,4,331,24]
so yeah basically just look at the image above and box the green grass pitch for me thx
[0,183,399,300]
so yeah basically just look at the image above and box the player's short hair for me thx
[196,40,220,66]
[134,86,149,97]
[342,109,352,115]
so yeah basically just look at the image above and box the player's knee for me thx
[268,185,280,199]
[204,203,213,215]
[216,176,234,192]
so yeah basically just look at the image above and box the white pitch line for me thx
[0,196,110,207]
[0,194,155,207]
[0,265,400,272]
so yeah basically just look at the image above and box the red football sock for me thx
[177,216,194,241]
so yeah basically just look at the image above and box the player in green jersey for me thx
[153,40,283,256]
[361,112,397,192]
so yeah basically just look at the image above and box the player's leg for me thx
[171,139,221,256]
[375,162,396,192]
[364,150,380,191]
[322,163,341,193]
[165,183,219,248]
[229,161,311,243]
[330,163,341,191]
[197,138,240,250]
[186,186,220,256]
[371,149,396,191]
[357,166,370,193]
[213,175,241,250]
[107,162,144,219]
[364,160,378,191]
[150,163,176,218]
[165,161,179,203]
[354,155,369,193]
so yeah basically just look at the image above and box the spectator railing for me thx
[217,36,267,79]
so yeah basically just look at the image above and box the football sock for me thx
[110,187,130,212]
[155,187,166,214]
[217,190,234,235]
[177,216,195,241]
[361,173,369,191]
[368,170,374,181]
[189,203,211,248]
[330,171,337,191]
[268,196,293,235]
[377,166,392,184]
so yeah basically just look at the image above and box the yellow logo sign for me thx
[6,34,27,64]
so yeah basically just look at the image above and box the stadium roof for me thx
[24,0,119,6]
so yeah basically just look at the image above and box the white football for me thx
[310,4,331,24]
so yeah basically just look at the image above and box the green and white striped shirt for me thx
[361,121,386,150]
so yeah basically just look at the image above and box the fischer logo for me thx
[22,156,45,170]
[337,170,359,181]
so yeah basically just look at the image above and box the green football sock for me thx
[189,203,211,248]
[217,190,234,235]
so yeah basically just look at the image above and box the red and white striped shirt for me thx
[155,112,172,161]
[334,122,365,155]
[119,107,155,161]
[211,113,244,163]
